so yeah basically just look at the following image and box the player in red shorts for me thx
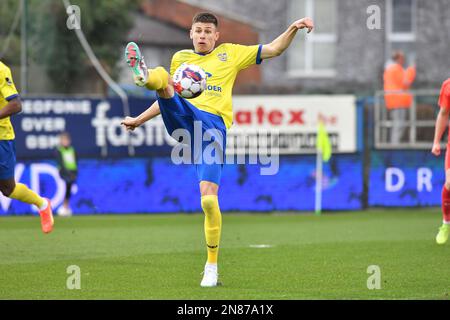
[431,78,450,244]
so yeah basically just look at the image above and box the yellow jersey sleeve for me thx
[0,65,19,101]
[229,43,263,71]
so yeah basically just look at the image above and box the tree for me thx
[27,0,140,93]
[0,0,22,64]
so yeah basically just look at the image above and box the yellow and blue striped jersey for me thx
[170,43,262,129]
[0,61,19,140]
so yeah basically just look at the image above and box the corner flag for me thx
[317,121,332,162]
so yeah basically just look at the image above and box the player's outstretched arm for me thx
[0,97,22,119]
[260,17,314,60]
[432,107,449,156]
[121,100,161,131]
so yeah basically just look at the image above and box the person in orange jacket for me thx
[383,51,416,144]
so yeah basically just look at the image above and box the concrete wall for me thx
[416,0,450,88]
[184,0,450,94]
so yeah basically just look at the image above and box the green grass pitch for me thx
[1,209,449,300]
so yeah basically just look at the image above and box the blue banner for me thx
[369,150,444,206]
[14,96,361,159]
[0,155,363,215]
[13,97,176,159]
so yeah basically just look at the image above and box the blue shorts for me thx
[0,140,16,180]
[158,94,226,185]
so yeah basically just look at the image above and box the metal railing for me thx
[374,89,441,149]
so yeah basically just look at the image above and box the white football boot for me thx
[200,263,219,287]
[57,206,72,217]
[57,206,67,217]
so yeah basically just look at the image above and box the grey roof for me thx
[127,13,192,47]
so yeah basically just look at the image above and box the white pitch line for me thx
[249,244,274,248]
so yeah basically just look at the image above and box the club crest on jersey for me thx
[5,77,12,85]
[217,53,227,62]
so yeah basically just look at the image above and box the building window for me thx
[386,0,417,65]
[287,0,337,77]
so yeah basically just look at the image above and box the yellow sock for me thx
[145,66,169,91]
[9,183,45,209]
[201,195,222,264]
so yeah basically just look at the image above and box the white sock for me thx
[205,263,217,270]
[39,199,48,211]
[443,220,450,225]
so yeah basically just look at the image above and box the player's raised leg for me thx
[0,139,53,233]
[199,180,222,287]
[125,42,173,98]
[0,178,53,233]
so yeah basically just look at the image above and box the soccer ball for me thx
[173,64,207,99]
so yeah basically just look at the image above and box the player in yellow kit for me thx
[121,12,313,286]
[0,61,54,233]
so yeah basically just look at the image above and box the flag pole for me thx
[315,147,322,216]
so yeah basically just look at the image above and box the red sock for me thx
[441,186,450,223]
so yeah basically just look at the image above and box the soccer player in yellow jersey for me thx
[0,61,54,233]
[121,12,313,287]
